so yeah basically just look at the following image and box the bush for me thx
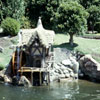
[1,17,20,36]
[20,16,31,29]
[95,22,100,33]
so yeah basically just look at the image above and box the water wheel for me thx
[12,51,22,76]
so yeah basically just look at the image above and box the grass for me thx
[80,33,100,39]
[0,47,13,69]
[53,34,100,63]
[0,36,17,69]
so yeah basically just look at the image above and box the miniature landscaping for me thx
[0,0,100,99]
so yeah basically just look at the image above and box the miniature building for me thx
[11,17,55,86]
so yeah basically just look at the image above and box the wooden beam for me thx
[31,71,33,85]
[12,52,15,75]
[40,72,42,85]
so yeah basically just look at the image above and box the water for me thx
[0,80,100,100]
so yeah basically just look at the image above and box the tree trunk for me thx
[69,34,74,46]
[92,25,94,34]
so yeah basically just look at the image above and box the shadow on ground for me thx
[53,42,78,51]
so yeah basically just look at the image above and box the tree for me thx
[87,5,100,32]
[53,1,89,46]
[26,0,60,28]
[80,0,100,32]
[0,0,25,22]
[80,0,100,9]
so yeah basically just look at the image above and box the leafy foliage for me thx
[87,5,100,32]
[80,0,100,9]
[0,0,25,25]
[20,16,31,29]
[1,17,20,36]
[26,0,59,29]
[52,1,89,45]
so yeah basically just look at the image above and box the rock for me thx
[79,54,100,80]
[60,65,67,71]
[9,45,16,49]
[63,70,69,74]
[58,69,63,74]
[65,73,70,78]
[0,69,6,81]
[62,59,72,66]
[55,69,59,73]
[70,72,75,78]
[60,74,65,78]
[66,67,73,73]
[0,46,4,53]
[54,64,60,70]
[0,28,3,33]
[50,75,59,82]
[4,75,12,83]
[70,57,79,74]
[18,76,32,87]
[12,76,18,85]
[78,69,84,77]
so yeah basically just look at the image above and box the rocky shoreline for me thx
[0,47,100,86]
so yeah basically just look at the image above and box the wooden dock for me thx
[18,67,50,86]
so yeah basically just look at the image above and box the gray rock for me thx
[58,69,63,74]
[67,67,73,73]
[79,54,100,80]
[0,46,4,53]
[70,57,79,74]
[50,75,59,82]
[65,73,70,78]
[18,76,32,87]
[63,70,69,74]
[54,64,60,70]
[0,28,3,33]
[70,72,75,78]
[60,65,67,71]
[60,74,65,78]
[62,59,72,66]
[4,75,12,83]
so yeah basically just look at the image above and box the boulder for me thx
[18,76,32,87]
[70,57,79,74]
[4,75,12,83]
[62,59,72,66]
[0,69,6,81]
[60,74,65,78]
[70,72,75,78]
[0,46,4,53]
[79,54,100,80]
[65,73,70,78]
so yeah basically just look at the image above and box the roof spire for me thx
[37,17,43,29]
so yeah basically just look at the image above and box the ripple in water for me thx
[0,80,100,100]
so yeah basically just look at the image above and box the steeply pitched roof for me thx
[18,17,55,48]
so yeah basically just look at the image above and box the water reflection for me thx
[0,80,100,100]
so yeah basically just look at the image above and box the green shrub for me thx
[95,22,100,33]
[1,17,20,36]
[20,16,31,29]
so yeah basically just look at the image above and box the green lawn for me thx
[0,47,13,69]
[0,36,18,69]
[54,34,100,63]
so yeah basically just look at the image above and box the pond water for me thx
[0,79,100,100]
